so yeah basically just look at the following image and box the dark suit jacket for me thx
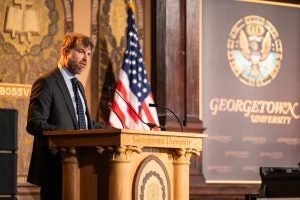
[26,67,94,187]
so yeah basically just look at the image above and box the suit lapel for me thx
[54,69,79,129]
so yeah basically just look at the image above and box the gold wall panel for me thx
[0,0,65,187]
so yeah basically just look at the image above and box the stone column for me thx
[109,146,130,200]
[173,148,200,200]
[108,146,142,200]
[60,147,79,200]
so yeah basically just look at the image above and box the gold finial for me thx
[127,0,136,14]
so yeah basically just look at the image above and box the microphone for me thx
[102,85,114,93]
[107,102,124,128]
[103,86,162,130]
[149,103,183,132]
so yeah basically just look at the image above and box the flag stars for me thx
[122,8,152,105]
[130,41,137,48]
[129,51,137,57]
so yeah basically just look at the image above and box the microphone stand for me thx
[104,86,161,130]
[149,103,183,132]
[107,102,124,128]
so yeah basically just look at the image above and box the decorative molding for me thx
[109,145,142,161]
[172,148,201,164]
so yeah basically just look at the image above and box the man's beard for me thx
[67,59,81,75]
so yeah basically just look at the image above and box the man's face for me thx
[65,44,92,75]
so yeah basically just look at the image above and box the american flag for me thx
[108,4,160,130]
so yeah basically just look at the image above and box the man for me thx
[26,32,105,199]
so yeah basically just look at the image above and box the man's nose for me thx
[82,54,87,61]
[83,52,90,60]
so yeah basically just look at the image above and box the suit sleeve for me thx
[26,77,57,138]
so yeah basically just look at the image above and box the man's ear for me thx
[62,47,69,57]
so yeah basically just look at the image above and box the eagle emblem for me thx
[227,15,282,87]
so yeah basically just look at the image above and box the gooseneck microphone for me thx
[149,103,183,132]
[107,102,124,128]
[103,86,161,130]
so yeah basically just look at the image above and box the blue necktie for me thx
[71,78,87,129]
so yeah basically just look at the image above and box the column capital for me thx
[96,145,143,161]
[60,147,78,164]
[172,148,201,164]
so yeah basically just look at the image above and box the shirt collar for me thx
[58,63,76,80]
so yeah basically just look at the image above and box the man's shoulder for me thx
[36,68,61,81]
[32,68,62,88]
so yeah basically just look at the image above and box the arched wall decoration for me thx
[89,0,100,120]
[0,0,69,185]
[97,0,146,122]
[91,0,100,43]
[62,0,74,32]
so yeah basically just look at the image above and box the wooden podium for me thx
[44,128,207,200]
